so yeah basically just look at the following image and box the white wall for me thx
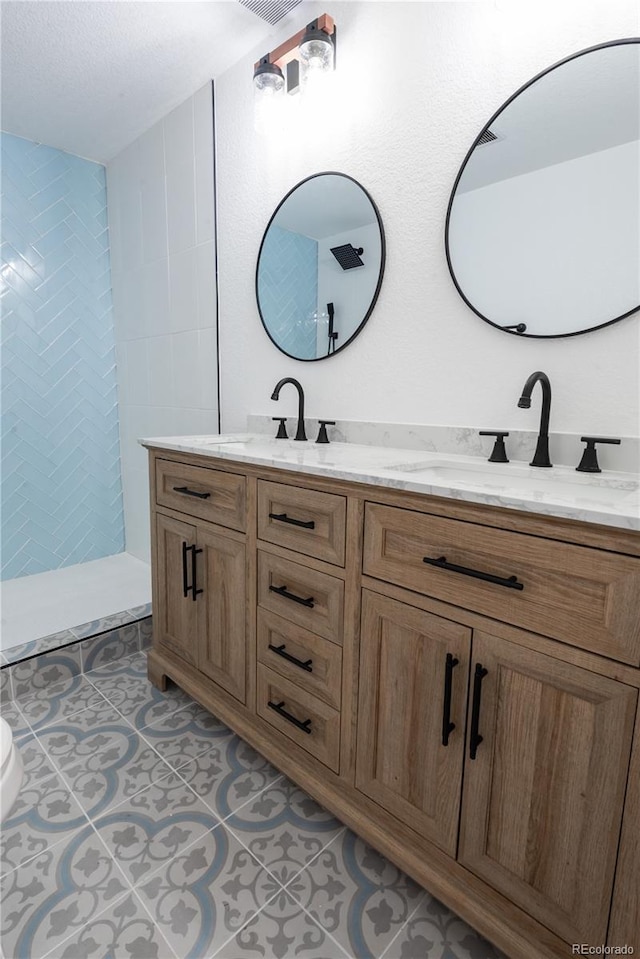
[216,1,640,438]
[107,83,218,562]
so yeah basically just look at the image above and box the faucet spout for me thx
[517,371,552,467]
[271,377,307,441]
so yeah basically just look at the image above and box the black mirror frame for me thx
[444,37,640,339]
[256,171,386,361]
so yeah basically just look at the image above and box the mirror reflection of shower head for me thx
[330,243,364,270]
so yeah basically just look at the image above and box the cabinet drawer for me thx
[257,481,346,566]
[156,459,246,531]
[257,609,342,709]
[258,551,344,646]
[257,665,340,772]
[363,503,640,665]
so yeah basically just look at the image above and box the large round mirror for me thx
[256,172,385,360]
[446,39,640,338]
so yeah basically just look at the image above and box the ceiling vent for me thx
[239,0,304,25]
[477,129,499,146]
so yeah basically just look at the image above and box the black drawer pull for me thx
[268,700,312,734]
[268,643,313,672]
[181,541,189,598]
[269,584,315,608]
[188,545,203,601]
[423,555,524,591]
[469,663,488,760]
[441,652,459,747]
[173,486,211,500]
[268,512,315,530]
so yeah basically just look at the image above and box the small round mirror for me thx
[256,172,385,360]
[446,39,640,338]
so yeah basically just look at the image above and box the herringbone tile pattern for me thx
[1,132,124,580]
[258,224,318,359]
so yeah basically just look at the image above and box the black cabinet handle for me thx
[181,541,189,598]
[268,700,312,734]
[469,664,488,760]
[268,512,315,530]
[423,556,524,591]
[268,643,313,673]
[269,584,314,608]
[189,545,203,601]
[441,652,459,746]
[173,486,211,500]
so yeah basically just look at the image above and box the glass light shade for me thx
[299,33,334,78]
[253,64,285,97]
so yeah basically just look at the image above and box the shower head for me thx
[330,244,364,270]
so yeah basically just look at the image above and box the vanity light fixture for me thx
[253,13,336,101]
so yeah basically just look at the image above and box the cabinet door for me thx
[459,631,637,945]
[155,513,198,666]
[356,590,471,856]
[196,525,247,704]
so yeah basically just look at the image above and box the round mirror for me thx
[446,39,640,338]
[256,172,385,360]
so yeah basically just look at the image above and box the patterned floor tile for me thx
[3,631,78,667]
[16,676,107,731]
[139,700,234,769]
[81,624,140,673]
[0,825,130,959]
[212,886,350,959]
[287,830,425,959]
[44,890,179,959]
[58,729,176,819]
[92,772,223,885]
[0,663,14,703]
[137,824,280,959]
[0,699,31,739]
[380,894,505,959]
[72,610,139,640]
[0,770,88,876]
[84,648,149,680]
[176,737,282,821]
[89,669,192,731]
[13,732,57,787]
[10,645,82,700]
[35,699,133,764]
[225,778,344,885]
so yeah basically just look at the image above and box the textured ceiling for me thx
[0,0,305,162]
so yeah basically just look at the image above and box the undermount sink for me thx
[385,459,639,505]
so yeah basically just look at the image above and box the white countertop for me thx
[140,433,640,532]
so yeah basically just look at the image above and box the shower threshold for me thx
[1,553,151,666]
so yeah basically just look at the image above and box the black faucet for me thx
[271,378,307,441]
[517,371,552,467]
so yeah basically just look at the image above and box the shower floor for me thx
[1,553,151,656]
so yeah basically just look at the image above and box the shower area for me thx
[1,132,151,665]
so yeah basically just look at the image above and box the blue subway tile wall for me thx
[258,225,318,359]
[1,132,124,579]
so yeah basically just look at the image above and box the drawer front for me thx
[258,551,344,646]
[364,503,640,665]
[257,609,342,709]
[257,665,340,772]
[156,459,246,531]
[258,481,346,566]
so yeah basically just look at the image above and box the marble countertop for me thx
[140,433,640,532]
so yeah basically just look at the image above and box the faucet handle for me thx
[576,436,621,473]
[272,417,288,440]
[479,431,510,463]
[316,421,336,445]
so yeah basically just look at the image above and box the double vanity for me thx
[142,428,640,959]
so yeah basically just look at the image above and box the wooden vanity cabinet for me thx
[152,460,248,704]
[147,447,640,959]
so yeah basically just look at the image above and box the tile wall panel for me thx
[1,133,124,579]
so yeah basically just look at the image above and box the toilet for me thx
[0,717,24,822]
